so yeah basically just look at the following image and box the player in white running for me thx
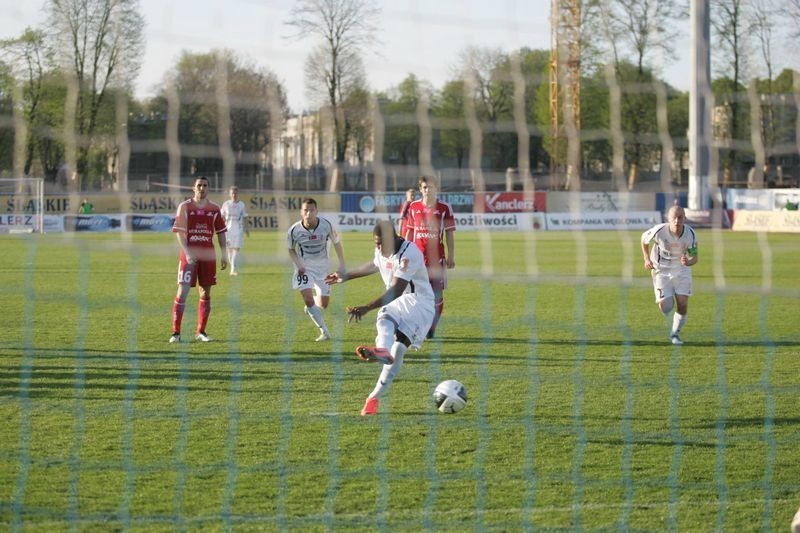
[287,198,345,341]
[325,220,435,416]
[641,205,699,345]
[220,186,249,275]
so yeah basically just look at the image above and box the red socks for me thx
[197,297,211,333]
[172,298,185,334]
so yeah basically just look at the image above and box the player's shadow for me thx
[429,335,800,349]
[687,416,800,429]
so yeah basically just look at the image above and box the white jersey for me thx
[373,238,435,348]
[374,238,435,305]
[287,216,340,261]
[221,199,248,248]
[641,222,698,273]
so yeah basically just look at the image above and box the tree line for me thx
[0,0,798,192]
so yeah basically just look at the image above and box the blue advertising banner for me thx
[63,215,123,232]
[341,192,475,213]
[125,214,175,232]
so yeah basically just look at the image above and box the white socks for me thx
[369,342,408,399]
[228,249,239,272]
[305,305,328,333]
[672,312,686,335]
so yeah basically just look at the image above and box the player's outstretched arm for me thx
[325,261,378,285]
[346,278,409,323]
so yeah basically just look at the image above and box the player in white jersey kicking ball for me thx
[325,220,435,416]
[640,205,699,345]
[288,198,346,341]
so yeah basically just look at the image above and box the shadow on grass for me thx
[429,336,800,349]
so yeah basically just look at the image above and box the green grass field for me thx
[1,230,798,531]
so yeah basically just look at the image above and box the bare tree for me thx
[750,0,778,167]
[587,0,685,189]
[711,0,749,183]
[0,28,48,175]
[789,0,800,37]
[45,0,145,188]
[286,0,380,190]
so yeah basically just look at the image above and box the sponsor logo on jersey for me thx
[188,235,212,243]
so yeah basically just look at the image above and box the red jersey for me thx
[172,198,227,252]
[407,199,456,264]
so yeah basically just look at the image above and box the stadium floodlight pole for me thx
[688,0,712,210]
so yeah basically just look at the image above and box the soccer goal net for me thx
[1,1,799,531]
[0,178,44,233]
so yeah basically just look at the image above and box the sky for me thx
[0,0,697,114]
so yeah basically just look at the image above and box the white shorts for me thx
[651,268,692,302]
[377,293,435,350]
[292,259,331,297]
[227,229,244,249]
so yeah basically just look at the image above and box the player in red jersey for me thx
[397,188,416,237]
[403,175,456,338]
[169,176,228,343]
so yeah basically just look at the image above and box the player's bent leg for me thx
[302,288,330,341]
[658,296,674,316]
[305,305,330,341]
[374,316,395,348]
[355,346,393,364]
[368,342,408,394]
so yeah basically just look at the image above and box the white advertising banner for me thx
[731,210,800,233]
[546,192,655,213]
[333,212,547,232]
[545,211,662,231]
[725,189,774,211]
[0,214,62,233]
[771,189,800,210]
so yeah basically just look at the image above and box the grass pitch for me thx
[1,230,798,531]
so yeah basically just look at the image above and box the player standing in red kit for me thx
[397,188,416,237]
[169,176,228,343]
[404,175,456,338]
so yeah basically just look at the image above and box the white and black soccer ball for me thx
[433,379,467,414]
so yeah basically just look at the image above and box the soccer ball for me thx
[433,380,467,413]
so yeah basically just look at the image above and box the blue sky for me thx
[0,0,696,113]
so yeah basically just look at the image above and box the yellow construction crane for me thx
[549,0,581,190]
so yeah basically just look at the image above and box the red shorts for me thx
[177,250,217,287]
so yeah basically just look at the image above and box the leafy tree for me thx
[0,28,48,176]
[341,86,371,187]
[381,74,431,166]
[432,80,470,169]
[151,50,287,188]
[0,62,14,174]
[45,0,145,189]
